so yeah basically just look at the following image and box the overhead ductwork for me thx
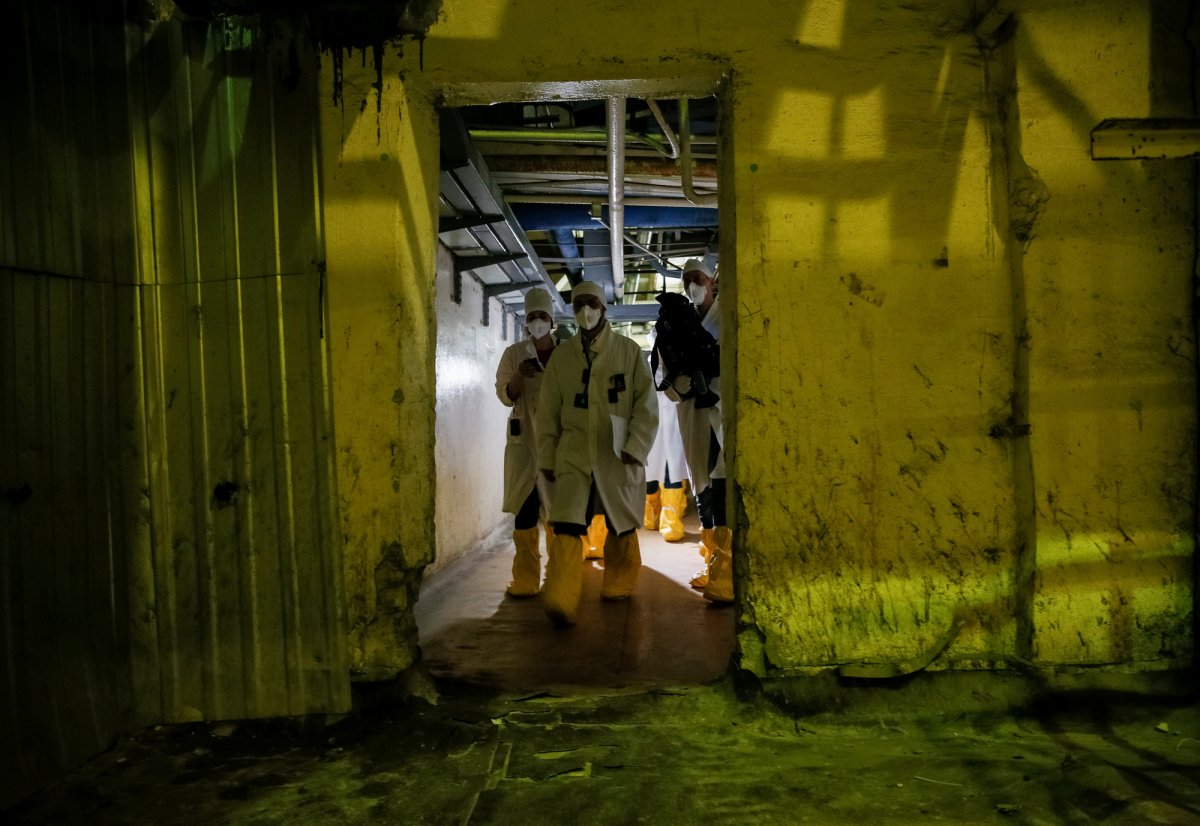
[512,203,718,231]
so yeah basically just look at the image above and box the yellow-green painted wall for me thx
[320,66,441,679]
[1014,2,1195,666]
[322,0,1194,677]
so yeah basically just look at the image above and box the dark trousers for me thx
[552,481,632,538]
[514,486,541,530]
[698,478,726,530]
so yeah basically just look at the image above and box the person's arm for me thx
[620,345,659,465]
[495,345,519,406]
[535,355,564,482]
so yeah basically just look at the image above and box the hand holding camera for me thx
[518,357,540,378]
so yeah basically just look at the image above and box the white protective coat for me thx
[675,295,725,494]
[495,336,557,514]
[536,322,658,535]
[645,390,689,485]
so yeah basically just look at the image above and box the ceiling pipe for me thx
[644,99,680,159]
[469,128,682,157]
[507,194,713,208]
[679,98,718,207]
[511,203,718,231]
[589,215,678,273]
[607,97,627,298]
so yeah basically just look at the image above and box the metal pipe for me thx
[679,98,719,207]
[590,215,681,278]
[469,128,678,157]
[644,99,680,159]
[607,97,627,298]
[507,194,705,208]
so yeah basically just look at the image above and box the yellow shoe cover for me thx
[506,527,542,597]
[600,530,642,600]
[703,526,734,603]
[689,527,714,590]
[584,514,607,560]
[543,532,584,625]
[643,489,662,530]
[659,487,686,542]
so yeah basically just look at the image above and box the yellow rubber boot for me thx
[659,486,686,542]
[506,527,542,597]
[643,489,662,530]
[543,532,584,626]
[584,513,607,560]
[689,527,714,590]
[600,530,642,600]
[703,526,734,603]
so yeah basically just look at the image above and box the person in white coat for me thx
[675,258,732,603]
[494,287,558,597]
[536,280,658,626]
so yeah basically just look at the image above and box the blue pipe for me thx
[513,203,718,231]
[549,228,581,278]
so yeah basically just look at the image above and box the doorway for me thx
[420,88,735,692]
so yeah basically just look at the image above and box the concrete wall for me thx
[1013,2,1196,666]
[432,244,510,577]
[321,64,441,680]
[319,0,1196,679]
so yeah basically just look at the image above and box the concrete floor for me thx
[415,514,736,692]
[9,516,1200,824]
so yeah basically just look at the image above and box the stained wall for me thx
[2,7,348,806]
[321,0,1195,678]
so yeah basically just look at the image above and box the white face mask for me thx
[526,319,551,339]
[686,281,709,306]
[574,306,602,331]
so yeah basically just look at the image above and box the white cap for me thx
[524,287,552,316]
[571,280,606,303]
[683,258,713,278]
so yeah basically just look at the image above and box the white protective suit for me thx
[645,390,689,486]
[495,336,557,514]
[676,295,725,493]
[536,321,658,535]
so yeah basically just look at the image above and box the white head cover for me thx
[683,258,713,278]
[524,287,552,316]
[571,280,606,303]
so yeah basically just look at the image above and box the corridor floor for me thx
[414,515,736,692]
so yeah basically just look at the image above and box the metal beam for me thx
[438,213,504,233]
[440,110,568,316]
[482,282,532,298]
[1090,118,1200,160]
[487,156,717,178]
[452,252,528,273]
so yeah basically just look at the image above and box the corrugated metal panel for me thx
[131,273,347,724]
[1,4,346,806]
[0,271,130,808]
[122,18,348,727]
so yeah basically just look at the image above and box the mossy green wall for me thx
[320,0,1195,677]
